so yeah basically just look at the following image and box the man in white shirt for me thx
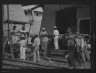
[40,28,49,56]
[53,26,59,50]
[19,36,27,60]
[33,34,40,62]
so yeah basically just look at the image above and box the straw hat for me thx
[67,27,71,33]
[53,26,57,29]
[42,28,45,30]
[76,32,80,35]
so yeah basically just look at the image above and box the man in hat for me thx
[67,32,76,69]
[53,26,59,50]
[75,32,83,66]
[40,28,48,49]
[40,28,47,36]
[33,34,40,62]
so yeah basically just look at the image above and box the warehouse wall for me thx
[41,12,56,34]
[41,5,60,34]
[77,6,91,33]
[77,6,90,19]
[41,4,77,34]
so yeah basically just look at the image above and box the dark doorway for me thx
[55,7,77,34]
[79,19,91,35]
[55,7,77,50]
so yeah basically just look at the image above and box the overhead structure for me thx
[22,5,37,10]
[3,4,30,24]
[33,7,43,12]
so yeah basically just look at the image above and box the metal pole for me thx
[7,4,9,40]
[28,10,33,35]
[91,0,95,70]
[2,5,5,54]
[27,10,33,44]
[7,4,14,59]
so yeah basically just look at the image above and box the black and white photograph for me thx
[1,0,95,70]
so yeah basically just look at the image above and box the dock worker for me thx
[53,26,59,50]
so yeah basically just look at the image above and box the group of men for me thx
[5,26,91,67]
[8,25,59,62]
[19,25,60,62]
[11,33,40,62]
[66,29,90,69]
[40,26,60,56]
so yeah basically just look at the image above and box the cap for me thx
[67,27,71,32]
[42,28,45,30]
[54,26,57,28]
[76,32,80,35]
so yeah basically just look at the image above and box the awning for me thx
[33,7,43,12]
[4,20,30,24]
[22,5,37,10]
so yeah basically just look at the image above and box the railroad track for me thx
[2,58,68,69]
[41,56,67,63]
[2,62,48,69]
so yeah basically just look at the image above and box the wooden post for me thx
[7,4,14,59]
[27,10,33,45]
[91,1,95,70]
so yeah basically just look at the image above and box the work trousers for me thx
[42,42,48,57]
[20,46,26,60]
[54,36,59,50]
[68,45,76,68]
[76,46,83,65]
[33,46,40,62]
[81,47,90,62]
